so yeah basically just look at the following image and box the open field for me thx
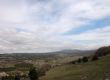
[41,54,110,80]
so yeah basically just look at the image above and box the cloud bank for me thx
[0,0,110,53]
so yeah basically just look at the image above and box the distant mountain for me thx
[48,49,96,56]
[0,49,96,60]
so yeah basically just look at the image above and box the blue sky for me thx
[65,17,110,35]
[0,0,110,53]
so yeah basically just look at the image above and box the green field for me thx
[41,54,110,80]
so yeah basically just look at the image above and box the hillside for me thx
[41,54,110,80]
[95,46,110,57]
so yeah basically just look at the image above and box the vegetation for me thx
[92,55,99,61]
[14,62,34,70]
[14,75,21,80]
[41,54,110,80]
[41,46,110,80]
[1,75,21,80]
[0,46,110,80]
[95,46,110,57]
[77,58,82,63]
[28,67,39,80]
[82,56,88,63]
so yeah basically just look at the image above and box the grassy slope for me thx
[41,54,110,80]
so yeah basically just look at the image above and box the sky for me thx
[0,0,110,53]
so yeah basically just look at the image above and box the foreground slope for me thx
[41,54,110,80]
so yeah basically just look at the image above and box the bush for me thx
[14,75,21,80]
[77,58,82,63]
[1,76,15,80]
[69,60,76,64]
[28,67,39,80]
[82,56,88,63]
[92,55,99,61]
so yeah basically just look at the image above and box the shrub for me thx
[92,55,99,61]
[77,58,82,63]
[82,56,88,63]
[28,67,39,80]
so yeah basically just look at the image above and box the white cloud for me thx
[0,0,110,53]
[63,26,110,49]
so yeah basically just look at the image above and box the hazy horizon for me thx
[0,0,110,53]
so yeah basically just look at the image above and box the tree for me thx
[1,76,6,80]
[77,58,82,63]
[28,67,39,80]
[82,56,88,63]
[15,75,21,80]
[92,55,99,61]
[1,76,15,80]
